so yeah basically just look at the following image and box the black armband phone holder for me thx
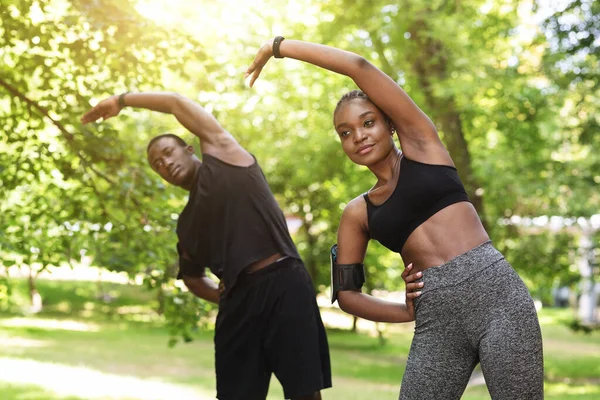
[330,244,366,304]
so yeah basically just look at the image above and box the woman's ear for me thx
[389,124,396,136]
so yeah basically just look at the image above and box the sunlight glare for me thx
[136,0,260,32]
[0,357,213,400]
[136,0,321,39]
[546,381,600,396]
[0,318,100,332]
[0,337,48,349]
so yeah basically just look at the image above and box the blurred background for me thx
[0,0,598,398]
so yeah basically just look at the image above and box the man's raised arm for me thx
[81,92,244,158]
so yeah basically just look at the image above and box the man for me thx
[81,92,331,400]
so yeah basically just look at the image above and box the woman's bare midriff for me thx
[400,202,489,274]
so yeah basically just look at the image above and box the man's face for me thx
[147,137,196,187]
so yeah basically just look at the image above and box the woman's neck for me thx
[368,148,402,186]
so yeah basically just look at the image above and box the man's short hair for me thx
[147,133,188,154]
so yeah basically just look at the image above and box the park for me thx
[1,0,599,399]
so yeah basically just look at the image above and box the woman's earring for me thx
[391,127,396,135]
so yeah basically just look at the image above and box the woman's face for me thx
[333,98,394,166]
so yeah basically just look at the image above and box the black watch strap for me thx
[273,36,285,59]
[118,92,130,109]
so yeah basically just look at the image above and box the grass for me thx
[0,383,86,400]
[1,278,599,399]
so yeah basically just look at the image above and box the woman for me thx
[246,38,543,400]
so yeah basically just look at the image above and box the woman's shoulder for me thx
[339,194,371,240]
[341,195,369,223]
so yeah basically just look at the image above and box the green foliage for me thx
[0,0,204,274]
[1,0,598,338]
[495,230,579,303]
[3,277,156,317]
[162,286,215,347]
[0,274,12,309]
[535,0,600,216]
[0,0,205,335]
[143,264,217,346]
[566,318,599,334]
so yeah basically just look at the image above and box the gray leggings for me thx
[400,241,544,400]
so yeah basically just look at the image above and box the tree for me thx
[0,0,204,309]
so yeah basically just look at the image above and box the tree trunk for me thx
[156,286,165,315]
[156,260,179,315]
[28,268,42,313]
[351,315,358,332]
[301,218,319,290]
[376,322,387,346]
[409,26,488,230]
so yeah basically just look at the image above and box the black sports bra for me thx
[363,156,470,253]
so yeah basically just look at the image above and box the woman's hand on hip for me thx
[402,263,423,320]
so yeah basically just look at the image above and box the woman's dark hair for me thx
[147,133,188,154]
[333,89,392,126]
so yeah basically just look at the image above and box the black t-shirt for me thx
[175,153,300,296]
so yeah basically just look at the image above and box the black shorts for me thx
[214,257,331,400]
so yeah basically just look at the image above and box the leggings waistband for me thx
[419,241,505,293]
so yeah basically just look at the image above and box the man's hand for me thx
[401,263,423,321]
[81,95,121,124]
[183,275,221,304]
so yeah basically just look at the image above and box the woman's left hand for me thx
[402,263,423,320]
[245,40,275,87]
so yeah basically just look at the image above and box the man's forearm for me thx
[121,92,178,114]
[184,276,220,304]
[122,92,227,145]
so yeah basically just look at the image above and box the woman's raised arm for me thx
[247,38,444,156]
